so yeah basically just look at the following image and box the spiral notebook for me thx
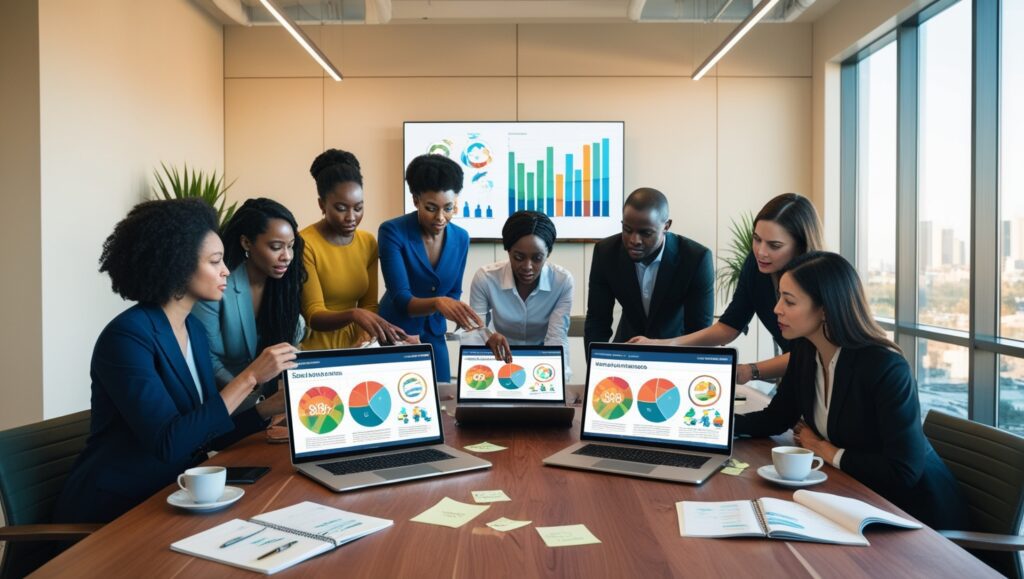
[676,490,921,546]
[171,501,392,574]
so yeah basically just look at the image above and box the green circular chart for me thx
[591,377,633,420]
[465,365,494,390]
[533,363,556,383]
[298,386,344,434]
[688,376,722,407]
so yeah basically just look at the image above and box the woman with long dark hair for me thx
[630,193,823,385]
[56,199,296,524]
[193,198,306,411]
[735,251,966,530]
[300,149,409,349]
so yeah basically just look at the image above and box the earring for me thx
[244,250,250,260]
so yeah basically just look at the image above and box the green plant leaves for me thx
[716,212,754,303]
[152,162,237,229]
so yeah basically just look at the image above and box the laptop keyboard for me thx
[320,448,455,476]
[572,444,711,469]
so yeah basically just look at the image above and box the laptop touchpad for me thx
[593,459,656,474]
[376,464,441,480]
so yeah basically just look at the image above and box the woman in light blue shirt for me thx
[469,211,574,376]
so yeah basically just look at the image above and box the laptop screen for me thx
[581,344,736,454]
[457,346,565,403]
[283,345,443,463]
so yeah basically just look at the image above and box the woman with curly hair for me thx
[300,149,409,349]
[378,154,483,382]
[192,198,306,412]
[54,199,296,524]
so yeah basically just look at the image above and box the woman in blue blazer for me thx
[378,154,483,382]
[735,252,967,530]
[54,200,297,524]
[193,199,306,411]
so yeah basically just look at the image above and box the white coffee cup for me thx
[177,466,226,503]
[771,446,824,481]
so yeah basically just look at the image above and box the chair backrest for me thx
[568,315,586,338]
[923,409,1024,578]
[0,410,91,578]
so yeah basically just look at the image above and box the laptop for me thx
[543,343,737,485]
[282,344,491,492]
[454,345,574,426]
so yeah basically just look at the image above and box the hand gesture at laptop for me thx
[486,332,513,363]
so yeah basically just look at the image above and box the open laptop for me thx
[282,344,491,492]
[454,345,574,426]
[543,343,736,485]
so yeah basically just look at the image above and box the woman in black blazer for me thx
[735,251,967,530]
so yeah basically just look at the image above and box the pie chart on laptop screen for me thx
[637,378,680,423]
[349,381,392,427]
[497,363,527,390]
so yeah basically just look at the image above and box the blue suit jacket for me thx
[192,264,305,387]
[378,212,470,339]
[54,304,267,524]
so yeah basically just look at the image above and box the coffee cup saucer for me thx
[167,486,244,512]
[756,465,827,488]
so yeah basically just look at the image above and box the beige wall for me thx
[27,0,225,426]
[224,22,813,379]
[811,0,935,249]
[0,1,44,428]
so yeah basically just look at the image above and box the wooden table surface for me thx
[34,394,996,578]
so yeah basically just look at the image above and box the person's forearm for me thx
[405,296,440,317]
[673,322,740,346]
[309,309,358,332]
[751,353,790,380]
[219,371,259,414]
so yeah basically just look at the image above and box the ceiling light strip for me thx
[258,0,343,81]
[692,0,781,81]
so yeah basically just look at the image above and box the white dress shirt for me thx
[468,261,575,379]
[813,346,844,468]
[184,336,204,403]
[634,240,666,316]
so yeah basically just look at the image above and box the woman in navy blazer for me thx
[735,252,967,530]
[378,154,484,382]
[193,199,306,411]
[54,200,297,524]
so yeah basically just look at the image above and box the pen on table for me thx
[256,540,298,560]
[220,527,265,548]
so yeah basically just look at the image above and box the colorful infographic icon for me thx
[465,365,494,390]
[533,363,556,383]
[298,386,344,434]
[688,376,722,407]
[349,381,392,427]
[591,377,633,420]
[637,378,680,423]
[498,363,527,390]
[398,373,428,404]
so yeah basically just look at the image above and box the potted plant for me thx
[716,211,754,304]
[152,163,237,229]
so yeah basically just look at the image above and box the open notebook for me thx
[676,490,921,546]
[171,501,392,574]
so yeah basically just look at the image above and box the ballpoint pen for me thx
[256,540,298,561]
[219,526,265,548]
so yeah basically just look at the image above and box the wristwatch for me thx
[749,363,761,381]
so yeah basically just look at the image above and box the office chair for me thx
[568,315,586,338]
[923,410,1024,579]
[0,410,100,578]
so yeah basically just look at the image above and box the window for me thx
[999,356,1024,436]
[917,339,968,419]
[856,42,897,320]
[917,1,971,332]
[1001,0,1024,341]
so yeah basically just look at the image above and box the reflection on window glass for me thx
[999,356,1024,436]
[918,1,972,331]
[857,42,897,320]
[1001,1,1024,340]
[916,339,968,420]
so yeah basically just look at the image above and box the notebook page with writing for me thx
[252,501,393,546]
[792,490,921,535]
[757,497,867,546]
[171,519,333,574]
[677,500,766,538]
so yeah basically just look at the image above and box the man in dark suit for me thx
[584,188,714,351]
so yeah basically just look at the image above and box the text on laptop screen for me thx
[286,349,441,460]
[582,348,734,451]
[459,347,565,402]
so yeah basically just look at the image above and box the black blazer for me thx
[584,232,714,350]
[718,252,790,352]
[735,342,967,530]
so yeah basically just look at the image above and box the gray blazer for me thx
[193,264,305,389]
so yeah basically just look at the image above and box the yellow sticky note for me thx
[535,524,602,547]
[472,490,511,503]
[720,466,745,476]
[411,497,490,529]
[464,442,507,453]
[487,517,532,532]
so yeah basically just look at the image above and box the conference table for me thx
[34,386,997,578]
